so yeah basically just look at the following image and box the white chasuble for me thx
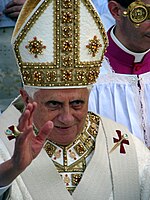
[0,102,141,200]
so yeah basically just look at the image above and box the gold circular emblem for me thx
[123,1,150,25]
[129,5,148,24]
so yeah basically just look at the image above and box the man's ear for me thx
[20,89,29,105]
[108,1,123,21]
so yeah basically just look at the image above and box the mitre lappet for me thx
[11,0,108,89]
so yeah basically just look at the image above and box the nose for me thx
[57,107,74,125]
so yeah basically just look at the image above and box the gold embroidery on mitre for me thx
[44,112,100,194]
[86,35,102,57]
[13,0,108,87]
[25,37,46,58]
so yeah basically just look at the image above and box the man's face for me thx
[31,88,89,146]
[118,0,150,52]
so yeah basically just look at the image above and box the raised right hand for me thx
[0,102,53,187]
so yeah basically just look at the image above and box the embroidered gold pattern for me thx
[62,69,73,81]
[46,71,57,82]
[74,141,86,156]
[62,26,72,38]
[62,40,73,52]
[25,37,46,58]
[62,11,73,23]
[72,174,82,186]
[86,35,102,57]
[33,71,42,82]
[69,150,77,160]
[87,68,100,82]
[88,113,100,138]
[44,142,56,157]
[76,70,86,82]
[64,174,71,185]
[54,150,62,159]
[61,55,73,67]
[23,71,31,82]
[44,112,100,194]
[62,0,73,9]
[14,0,108,87]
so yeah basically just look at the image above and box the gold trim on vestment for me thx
[44,112,100,194]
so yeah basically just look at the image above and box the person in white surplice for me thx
[89,0,150,149]
[0,0,150,200]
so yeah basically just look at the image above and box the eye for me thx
[70,100,84,109]
[44,101,61,110]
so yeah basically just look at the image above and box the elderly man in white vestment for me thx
[0,0,150,200]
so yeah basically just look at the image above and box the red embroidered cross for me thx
[113,130,129,154]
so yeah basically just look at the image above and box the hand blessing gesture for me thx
[0,102,53,187]
[12,102,53,172]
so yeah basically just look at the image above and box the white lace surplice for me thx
[89,63,150,147]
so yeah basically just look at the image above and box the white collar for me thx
[110,26,150,62]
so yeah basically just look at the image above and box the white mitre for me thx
[11,0,108,89]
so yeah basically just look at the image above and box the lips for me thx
[55,126,72,129]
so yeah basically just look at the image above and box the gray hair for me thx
[24,86,40,99]
[24,85,93,99]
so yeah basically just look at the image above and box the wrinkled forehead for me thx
[34,88,90,100]
[24,85,92,99]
